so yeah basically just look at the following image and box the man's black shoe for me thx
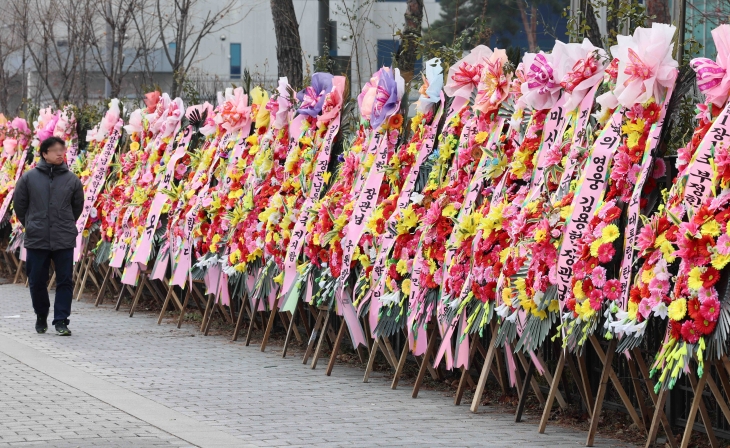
[55,321,71,336]
[35,314,48,334]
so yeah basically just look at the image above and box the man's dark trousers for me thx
[26,248,74,325]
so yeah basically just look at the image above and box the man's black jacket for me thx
[13,158,84,251]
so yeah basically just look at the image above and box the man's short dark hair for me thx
[40,136,65,155]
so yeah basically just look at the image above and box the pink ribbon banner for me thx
[168,130,236,287]
[555,108,624,308]
[682,100,730,211]
[280,114,340,299]
[335,128,389,349]
[109,208,135,268]
[618,84,675,309]
[434,117,505,370]
[74,125,122,262]
[552,83,602,202]
[367,94,446,337]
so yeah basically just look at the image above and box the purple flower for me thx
[369,68,400,129]
[296,72,334,117]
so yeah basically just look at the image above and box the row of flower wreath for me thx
[6,23,730,391]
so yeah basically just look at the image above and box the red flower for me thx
[701,267,720,289]
[597,243,615,263]
[567,298,577,311]
[687,298,702,320]
[716,208,730,225]
[695,318,717,336]
[602,206,622,222]
[629,286,642,304]
[701,297,721,322]
[694,206,713,225]
[604,279,621,301]
[680,320,701,343]
[669,321,681,340]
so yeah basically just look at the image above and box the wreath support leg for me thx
[412,321,439,399]
[391,330,411,390]
[232,293,250,342]
[94,264,112,306]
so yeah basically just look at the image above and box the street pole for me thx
[676,0,687,62]
[104,0,112,98]
[318,0,330,57]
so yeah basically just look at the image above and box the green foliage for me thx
[314,45,335,74]
[564,0,650,49]
[424,0,518,50]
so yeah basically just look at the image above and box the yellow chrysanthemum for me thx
[534,229,547,243]
[442,204,457,218]
[401,279,412,296]
[687,267,704,291]
[601,224,620,243]
[475,132,489,144]
[502,287,513,307]
[589,238,603,257]
[712,253,730,270]
[573,280,585,300]
[667,298,687,322]
[701,219,721,237]
[396,206,418,235]
[628,301,639,320]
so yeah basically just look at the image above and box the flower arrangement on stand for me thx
[96,97,160,264]
[406,47,491,354]
[612,25,730,390]
[165,88,250,287]
[107,93,182,271]
[362,58,445,340]
[196,87,274,303]
[3,117,32,254]
[557,24,678,353]
[490,41,607,356]
[300,68,403,315]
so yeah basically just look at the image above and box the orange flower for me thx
[388,114,404,130]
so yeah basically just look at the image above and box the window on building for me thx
[230,43,241,79]
[376,39,422,72]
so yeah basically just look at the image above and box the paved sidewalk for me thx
[0,283,634,447]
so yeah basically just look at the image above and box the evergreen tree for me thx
[424,0,520,49]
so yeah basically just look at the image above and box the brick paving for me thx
[0,282,635,447]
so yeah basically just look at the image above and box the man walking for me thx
[13,136,84,336]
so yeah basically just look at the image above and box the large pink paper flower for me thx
[520,49,563,110]
[3,138,17,157]
[92,99,122,142]
[215,87,251,133]
[473,49,511,115]
[268,77,294,129]
[691,24,730,106]
[123,109,145,135]
[318,76,346,126]
[37,111,60,143]
[608,23,678,108]
[53,107,74,139]
[144,91,161,113]
[553,39,607,111]
[159,97,185,138]
[444,45,493,99]
[357,72,381,122]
